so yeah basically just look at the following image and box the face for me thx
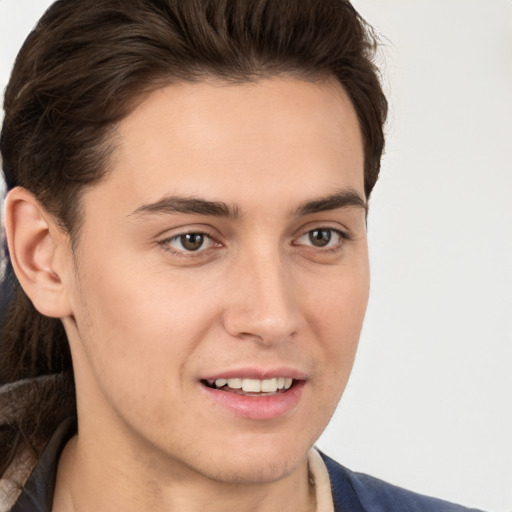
[61,77,369,485]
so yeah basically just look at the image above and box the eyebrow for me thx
[130,196,241,219]
[130,188,367,219]
[295,188,368,216]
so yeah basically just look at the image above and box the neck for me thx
[52,433,316,512]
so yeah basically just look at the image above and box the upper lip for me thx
[201,367,308,382]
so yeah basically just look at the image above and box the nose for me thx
[222,248,302,346]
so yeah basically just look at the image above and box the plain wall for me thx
[318,2,512,511]
[1,1,511,511]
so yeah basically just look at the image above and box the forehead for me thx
[85,77,365,216]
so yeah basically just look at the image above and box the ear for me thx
[4,187,73,318]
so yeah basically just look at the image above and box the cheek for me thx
[302,261,369,388]
[71,251,219,393]
[304,259,370,337]
[70,265,220,433]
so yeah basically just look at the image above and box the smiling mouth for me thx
[201,377,295,396]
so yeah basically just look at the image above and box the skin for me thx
[7,77,369,511]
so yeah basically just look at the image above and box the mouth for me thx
[199,370,306,419]
[201,377,295,396]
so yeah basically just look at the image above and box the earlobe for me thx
[4,187,73,318]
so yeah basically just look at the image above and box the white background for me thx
[1,1,511,511]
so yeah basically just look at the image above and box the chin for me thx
[185,434,313,486]
[199,454,303,486]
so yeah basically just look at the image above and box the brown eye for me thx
[295,227,345,250]
[164,232,215,253]
[180,233,205,251]
[308,229,332,247]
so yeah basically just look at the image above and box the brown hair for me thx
[0,0,387,473]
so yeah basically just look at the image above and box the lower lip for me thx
[201,381,306,420]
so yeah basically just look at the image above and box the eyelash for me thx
[293,227,350,253]
[158,226,351,257]
[158,231,219,257]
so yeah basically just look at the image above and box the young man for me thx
[0,1,486,511]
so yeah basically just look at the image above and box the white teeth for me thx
[242,379,261,392]
[212,377,294,392]
[260,378,278,392]
[226,378,242,389]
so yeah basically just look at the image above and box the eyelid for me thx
[292,225,351,253]
[158,228,222,256]
[154,222,220,240]
[293,222,351,241]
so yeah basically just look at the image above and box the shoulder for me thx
[319,452,486,512]
[0,376,75,512]
[0,380,39,512]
